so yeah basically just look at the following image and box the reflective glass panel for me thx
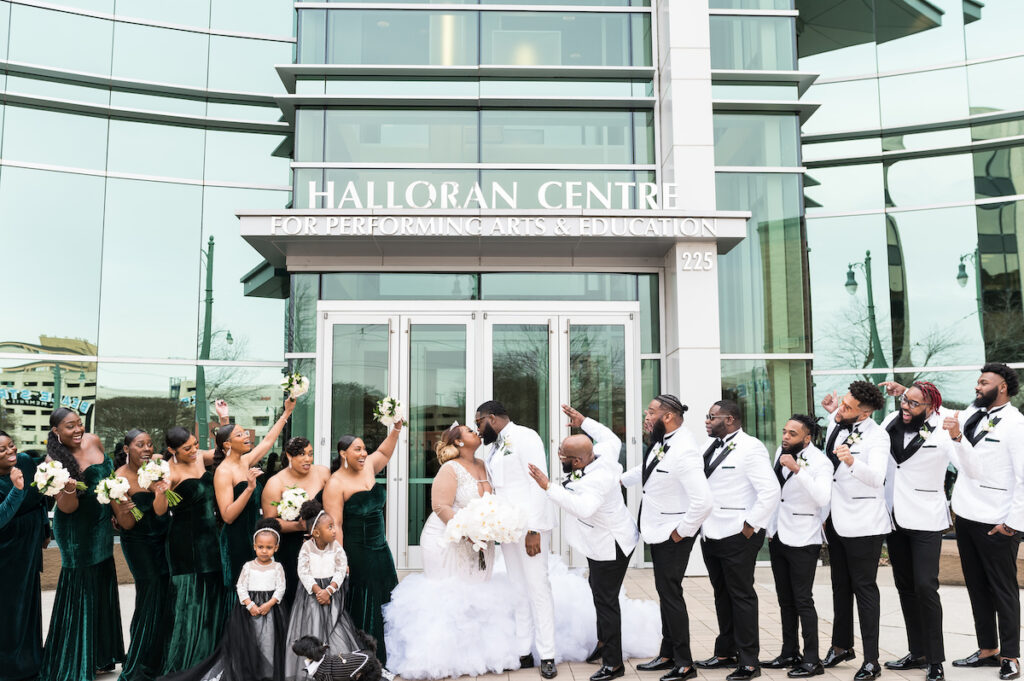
[641,358,660,406]
[878,69,970,129]
[481,110,651,164]
[208,36,293,93]
[710,0,792,7]
[481,273,635,300]
[795,0,876,79]
[884,153,974,209]
[874,0,965,73]
[491,324,550,452]
[298,9,327,63]
[291,274,320,354]
[5,75,111,106]
[199,365,292,456]
[711,83,799,101]
[803,165,885,215]
[800,79,880,137]
[800,138,881,164]
[721,358,810,453]
[479,170,655,209]
[113,0,210,27]
[322,169,481,209]
[0,359,98,452]
[322,274,479,300]
[480,12,651,67]
[964,0,1024,60]
[639,273,660,354]
[8,5,113,75]
[107,120,206,180]
[326,10,478,65]
[296,109,326,163]
[288,357,317,442]
[204,131,291,186]
[710,16,796,71]
[324,109,478,163]
[975,145,1024,200]
[570,324,626,468]
[967,57,1024,114]
[212,0,295,36]
[112,22,210,88]
[110,90,207,116]
[713,113,800,166]
[974,199,1024,362]
[330,324,390,462]
[1,106,109,170]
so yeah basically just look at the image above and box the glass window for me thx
[967,57,1024,114]
[292,169,324,209]
[324,109,478,163]
[881,127,971,153]
[1,359,98,452]
[112,22,210,88]
[0,168,104,354]
[713,113,799,166]
[295,109,326,163]
[199,365,291,455]
[481,110,651,164]
[97,179,203,360]
[639,273,660,353]
[480,11,651,67]
[716,173,807,354]
[964,0,1024,60]
[4,74,111,106]
[326,10,478,66]
[0,2,9,59]
[710,16,796,71]
[326,78,478,97]
[113,0,211,27]
[641,358,660,405]
[288,357,316,442]
[290,275,320,353]
[711,83,799,101]
[878,68,970,129]
[721,358,810,453]
[329,324,390,459]
[975,145,1024,200]
[322,273,479,300]
[481,273,635,300]
[109,90,207,116]
[875,0,965,73]
[800,138,881,164]
[973,198,1024,362]
[208,36,292,93]
[207,101,285,123]
[804,165,885,215]
[204,130,291,186]
[297,9,327,64]
[8,5,113,75]
[710,0,792,7]
[107,120,206,180]
[479,79,652,98]
[885,153,975,209]
[1,106,109,170]
[796,1,876,80]
[800,79,880,137]
[212,0,295,36]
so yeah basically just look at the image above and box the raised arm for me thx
[242,399,296,468]
[215,465,262,524]
[369,418,404,475]
[580,417,622,461]
[429,463,460,524]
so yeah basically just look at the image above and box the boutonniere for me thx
[569,470,583,481]
[796,453,809,468]
[654,443,667,460]
[918,423,933,441]
[985,416,1002,432]
[499,438,513,457]
[844,431,862,446]
[725,441,737,453]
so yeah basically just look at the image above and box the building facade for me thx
[2,0,1019,568]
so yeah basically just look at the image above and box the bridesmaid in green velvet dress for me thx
[0,430,49,681]
[114,429,171,681]
[159,427,225,675]
[261,435,331,610]
[212,397,295,590]
[322,418,404,667]
[39,408,125,681]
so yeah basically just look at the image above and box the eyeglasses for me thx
[899,394,930,410]
[705,414,725,421]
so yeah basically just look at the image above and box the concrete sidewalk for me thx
[42,566,1021,681]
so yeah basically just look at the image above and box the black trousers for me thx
[955,515,1022,658]
[588,543,633,668]
[769,538,821,662]
[887,524,944,662]
[825,517,884,664]
[650,534,698,667]
[701,529,766,668]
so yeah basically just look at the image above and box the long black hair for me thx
[212,424,235,468]
[115,428,148,469]
[165,426,193,460]
[47,407,81,479]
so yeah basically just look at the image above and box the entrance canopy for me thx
[238,208,751,268]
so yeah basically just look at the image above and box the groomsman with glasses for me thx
[942,363,1022,681]
[819,381,889,681]
[623,394,713,681]
[695,400,780,681]
[761,414,831,679]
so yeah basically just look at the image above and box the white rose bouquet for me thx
[137,458,182,507]
[272,485,308,522]
[281,372,310,400]
[31,460,86,497]
[97,472,143,521]
[443,492,526,570]
[373,396,404,428]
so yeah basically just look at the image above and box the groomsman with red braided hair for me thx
[876,381,957,681]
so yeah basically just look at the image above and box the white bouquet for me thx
[443,492,526,570]
[281,372,310,400]
[272,485,308,521]
[97,472,143,521]
[373,396,404,428]
[137,458,182,507]
[31,460,86,497]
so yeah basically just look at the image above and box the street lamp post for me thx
[956,248,983,336]
[52,363,62,411]
[196,236,215,448]
[844,250,888,384]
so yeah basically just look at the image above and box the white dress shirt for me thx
[881,410,953,532]
[825,416,892,538]
[621,425,713,544]
[483,421,555,532]
[236,559,286,604]
[297,538,348,593]
[700,429,779,539]
[950,404,1024,530]
[767,443,831,547]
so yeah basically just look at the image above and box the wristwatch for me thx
[526,530,539,537]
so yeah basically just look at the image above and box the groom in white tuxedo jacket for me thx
[476,400,558,679]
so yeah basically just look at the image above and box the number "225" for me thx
[680,251,714,271]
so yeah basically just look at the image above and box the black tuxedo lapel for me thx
[642,441,665,485]
[885,417,909,463]
[773,457,787,487]
[704,436,736,478]
[824,422,844,471]
[964,409,987,445]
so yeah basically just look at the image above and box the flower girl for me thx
[284,500,376,681]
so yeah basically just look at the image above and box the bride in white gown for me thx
[383,424,660,680]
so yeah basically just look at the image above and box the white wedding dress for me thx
[383,460,660,680]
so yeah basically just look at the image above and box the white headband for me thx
[311,510,327,531]
[254,528,280,543]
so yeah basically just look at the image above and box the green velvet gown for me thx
[219,480,262,590]
[39,459,126,681]
[118,491,171,681]
[0,453,49,681]
[342,484,398,666]
[162,472,226,675]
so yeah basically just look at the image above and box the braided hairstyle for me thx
[115,428,147,469]
[788,413,822,442]
[47,407,82,480]
[911,381,943,412]
[299,498,328,534]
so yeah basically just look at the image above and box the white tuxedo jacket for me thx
[621,426,712,544]
[484,421,556,532]
[825,416,892,538]
[881,410,953,532]
[700,429,779,540]
[766,443,831,547]
[950,404,1024,530]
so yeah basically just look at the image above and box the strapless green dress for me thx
[0,453,49,681]
[219,480,262,590]
[162,473,225,674]
[39,459,125,681]
[118,491,171,681]
[343,484,397,666]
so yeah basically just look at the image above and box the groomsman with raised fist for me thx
[877,381,956,681]
[819,381,889,681]
[943,363,1023,681]
[761,414,831,679]
[695,400,779,681]
[622,395,713,681]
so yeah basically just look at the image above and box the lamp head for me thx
[956,262,969,288]
[844,267,858,295]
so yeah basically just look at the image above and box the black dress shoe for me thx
[788,662,825,678]
[763,655,802,669]
[926,663,944,681]
[520,654,536,669]
[591,665,625,681]
[660,667,697,681]
[853,662,881,681]
[541,659,558,679]
[586,644,605,664]
[637,657,675,672]
[953,651,1001,668]
[726,666,761,681]
[1000,659,1021,680]
[696,655,739,670]
[885,654,928,670]
[822,648,857,668]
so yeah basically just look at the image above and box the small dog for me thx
[291,631,383,681]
